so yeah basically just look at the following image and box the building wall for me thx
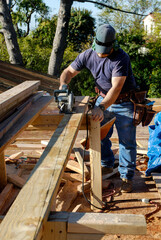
[143,14,155,35]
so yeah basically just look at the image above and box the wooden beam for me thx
[31,114,88,130]
[48,211,146,236]
[7,174,26,188]
[0,81,40,119]
[67,233,104,240]
[68,212,146,235]
[73,148,89,178]
[0,96,89,240]
[54,181,80,212]
[0,152,7,191]
[0,184,13,212]
[0,60,59,84]
[0,100,31,139]
[43,221,67,240]
[0,95,53,154]
[89,119,102,210]
[66,160,89,180]
[62,172,83,182]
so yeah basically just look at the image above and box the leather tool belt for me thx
[130,91,156,127]
[96,87,156,127]
[99,90,131,104]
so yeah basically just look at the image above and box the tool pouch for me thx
[142,109,156,126]
[133,103,145,126]
[131,91,156,127]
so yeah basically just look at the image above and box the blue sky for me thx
[30,0,101,30]
[44,0,100,19]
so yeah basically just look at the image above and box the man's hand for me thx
[91,106,104,122]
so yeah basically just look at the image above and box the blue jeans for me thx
[96,96,136,180]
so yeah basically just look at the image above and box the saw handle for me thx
[54,84,69,101]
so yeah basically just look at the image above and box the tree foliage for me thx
[11,0,49,37]
[67,8,95,51]
[97,0,161,32]
[0,2,161,97]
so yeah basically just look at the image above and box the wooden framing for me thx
[0,81,53,197]
[89,119,102,209]
[0,84,147,239]
[40,211,147,239]
[0,81,40,120]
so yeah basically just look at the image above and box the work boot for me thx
[102,166,113,175]
[121,178,133,193]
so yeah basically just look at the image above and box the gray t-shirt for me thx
[71,48,136,94]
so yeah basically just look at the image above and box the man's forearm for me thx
[59,69,72,89]
[100,76,126,109]
[100,87,121,109]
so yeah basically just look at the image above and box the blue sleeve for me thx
[71,52,86,71]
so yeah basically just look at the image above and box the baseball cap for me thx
[95,24,116,54]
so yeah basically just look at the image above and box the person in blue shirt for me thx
[59,24,137,193]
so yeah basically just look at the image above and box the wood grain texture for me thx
[0,81,40,118]
[0,96,89,240]
[0,95,53,153]
[67,212,146,235]
[0,152,7,191]
[89,119,102,210]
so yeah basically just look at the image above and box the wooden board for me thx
[73,148,89,178]
[0,152,7,191]
[89,119,102,210]
[67,212,146,235]
[0,96,89,240]
[0,95,53,153]
[48,211,146,236]
[0,81,40,119]
[54,181,79,212]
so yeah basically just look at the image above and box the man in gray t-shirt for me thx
[59,24,137,193]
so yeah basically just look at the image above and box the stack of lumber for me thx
[0,60,59,94]
[0,81,53,192]
[0,130,119,215]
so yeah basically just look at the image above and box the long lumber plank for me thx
[0,95,53,153]
[67,212,146,235]
[0,80,40,118]
[0,60,59,83]
[0,152,7,191]
[0,96,89,240]
[47,211,146,236]
[89,119,102,210]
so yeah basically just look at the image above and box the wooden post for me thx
[89,118,102,210]
[43,221,67,240]
[0,152,7,191]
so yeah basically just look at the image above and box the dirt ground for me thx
[2,106,161,240]
[67,120,161,240]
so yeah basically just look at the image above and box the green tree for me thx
[31,16,57,47]
[0,0,23,65]
[18,8,95,83]
[67,8,95,52]
[11,0,49,37]
[97,0,161,32]
[145,13,161,97]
